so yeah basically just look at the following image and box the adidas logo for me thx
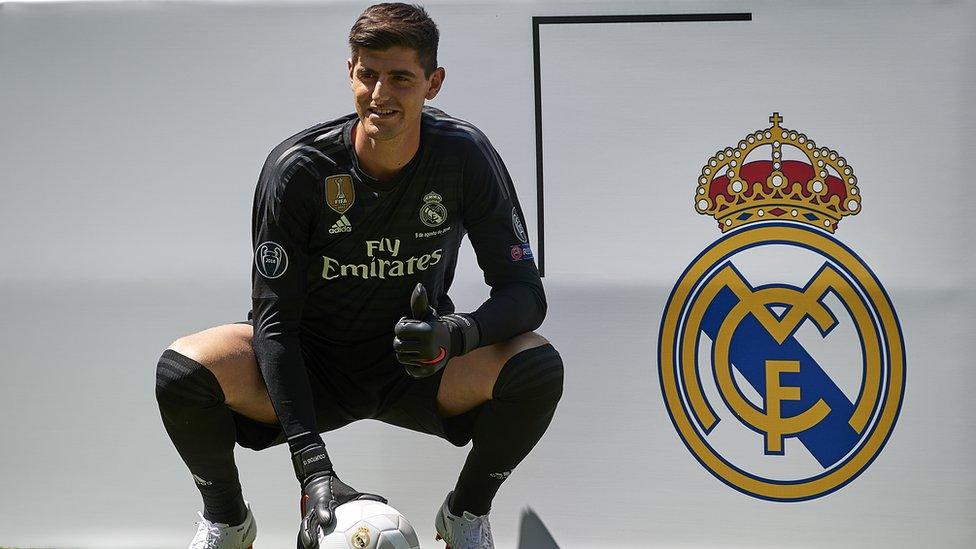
[329,215,353,234]
[192,473,212,486]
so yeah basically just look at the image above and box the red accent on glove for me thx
[417,346,447,365]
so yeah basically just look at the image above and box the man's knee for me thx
[165,335,204,366]
[166,324,253,372]
[496,331,550,362]
[157,325,250,406]
[160,325,261,409]
[155,347,226,410]
[493,342,563,409]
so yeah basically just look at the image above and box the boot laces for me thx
[190,512,226,549]
[459,511,494,548]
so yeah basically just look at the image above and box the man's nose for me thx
[371,78,391,101]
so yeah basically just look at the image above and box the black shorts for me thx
[230,319,481,451]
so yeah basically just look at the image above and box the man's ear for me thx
[347,58,355,84]
[425,67,446,100]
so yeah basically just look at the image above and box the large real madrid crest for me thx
[659,114,905,501]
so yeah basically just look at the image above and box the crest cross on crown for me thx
[694,113,862,233]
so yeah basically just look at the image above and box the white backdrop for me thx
[1,0,974,547]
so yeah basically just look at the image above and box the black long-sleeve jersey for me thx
[250,107,546,455]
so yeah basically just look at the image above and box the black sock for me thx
[451,344,563,516]
[156,349,248,525]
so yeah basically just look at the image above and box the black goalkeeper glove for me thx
[393,283,480,378]
[293,445,386,549]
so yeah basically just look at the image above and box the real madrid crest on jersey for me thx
[420,191,448,227]
[659,113,905,501]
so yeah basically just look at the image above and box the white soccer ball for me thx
[317,499,420,549]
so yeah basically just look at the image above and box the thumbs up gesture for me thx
[393,284,480,378]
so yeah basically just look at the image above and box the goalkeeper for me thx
[154,3,563,549]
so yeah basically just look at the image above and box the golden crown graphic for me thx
[695,113,861,233]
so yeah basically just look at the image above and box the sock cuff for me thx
[492,343,563,400]
[156,348,227,405]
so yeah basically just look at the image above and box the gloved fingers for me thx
[399,357,428,371]
[392,337,422,355]
[394,316,413,331]
[299,511,320,549]
[314,502,334,529]
[354,492,388,504]
[404,363,435,378]
[410,283,433,319]
[400,358,422,368]
[394,319,431,337]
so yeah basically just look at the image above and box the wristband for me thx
[442,313,480,355]
[292,444,333,483]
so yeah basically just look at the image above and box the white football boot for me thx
[434,491,494,549]
[189,502,257,549]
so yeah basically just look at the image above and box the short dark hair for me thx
[349,3,439,77]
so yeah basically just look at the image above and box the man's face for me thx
[348,46,444,142]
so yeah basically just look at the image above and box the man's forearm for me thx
[251,302,323,457]
[469,282,547,348]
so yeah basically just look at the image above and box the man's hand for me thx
[298,472,386,548]
[293,445,385,548]
[393,284,480,378]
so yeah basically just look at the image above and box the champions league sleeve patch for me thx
[510,243,533,261]
[255,241,288,279]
